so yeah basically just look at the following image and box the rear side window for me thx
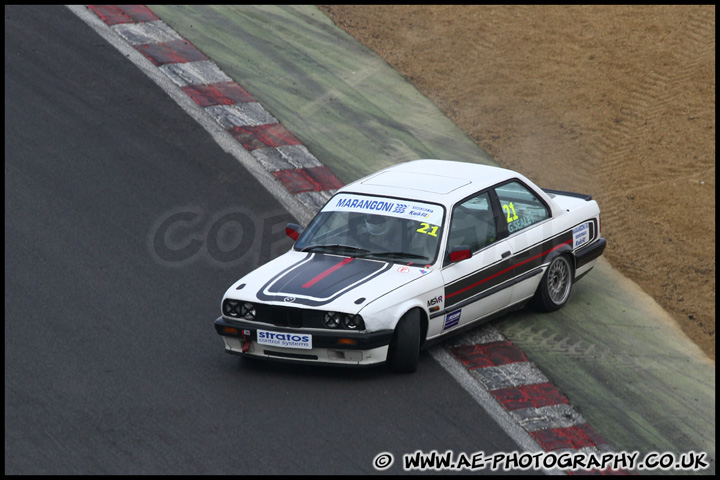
[494,181,549,234]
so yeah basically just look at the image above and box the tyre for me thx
[531,254,573,312]
[387,309,421,373]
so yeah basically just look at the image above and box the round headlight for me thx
[324,311,342,328]
[223,299,240,317]
[342,314,360,330]
[240,302,255,320]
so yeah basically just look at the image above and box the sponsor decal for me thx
[444,309,461,331]
[419,269,430,274]
[397,266,410,273]
[257,329,312,349]
[573,222,590,249]
[427,295,443,307]
[325,193,444,226]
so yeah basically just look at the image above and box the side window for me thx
[445,192,497,261]
[495,181,549,235]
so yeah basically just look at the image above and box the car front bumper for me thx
[215,317,394,366]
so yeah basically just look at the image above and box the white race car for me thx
[215,160,606,372]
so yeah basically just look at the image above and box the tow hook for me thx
[241,330,251,353]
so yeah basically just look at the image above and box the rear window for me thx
[494,181,549,234]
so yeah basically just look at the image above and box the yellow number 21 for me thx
[417,223,439,237]
[502,203,519,223]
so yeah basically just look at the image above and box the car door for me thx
[493,180,553,305]
[437,190,514,335]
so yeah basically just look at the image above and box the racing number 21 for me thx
[417,223,439,237]
[502,203,519,223]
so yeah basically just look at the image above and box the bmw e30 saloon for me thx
[215,160,606,372]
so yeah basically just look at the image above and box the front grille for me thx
[222,299,364,330]
[253,304,325,329]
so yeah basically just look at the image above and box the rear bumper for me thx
[215,317,394,366]
[575,237,607,269]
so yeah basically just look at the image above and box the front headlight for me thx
[343,314,362,330]
[223,299,255,320]
[240,302,255,320]
[324,311,342,329]
[324,311,365,330]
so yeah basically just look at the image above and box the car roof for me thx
[338,159,521,206]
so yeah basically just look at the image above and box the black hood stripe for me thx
[257,253,392,307]
[302,256,354,288]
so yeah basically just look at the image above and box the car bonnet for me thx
[225,250,431,313]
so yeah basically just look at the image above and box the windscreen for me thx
[295,193,445,265]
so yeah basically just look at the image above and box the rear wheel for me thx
[531,254,573,312]
[387,309,421,373]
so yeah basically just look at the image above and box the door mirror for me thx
[285,223,303,241]
[449,245,472,263]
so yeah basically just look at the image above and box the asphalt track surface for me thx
[4,6,540,475]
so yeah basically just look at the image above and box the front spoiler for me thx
[215,317,394,366]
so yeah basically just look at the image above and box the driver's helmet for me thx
[365,215,392,236]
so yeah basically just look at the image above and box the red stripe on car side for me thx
[446,239,573,299]
[302,257,354,288]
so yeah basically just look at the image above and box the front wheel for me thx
[530,254,573,312]
[387,309,421,373]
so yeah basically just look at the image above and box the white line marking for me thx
[448,324,507,345]
[111,20,182,45]
[159,60,233,87]
[252,145,323,171]
[206,103,278,128]
[511,403,586,432]
[471,362,549,390]
[295,190,336,212]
